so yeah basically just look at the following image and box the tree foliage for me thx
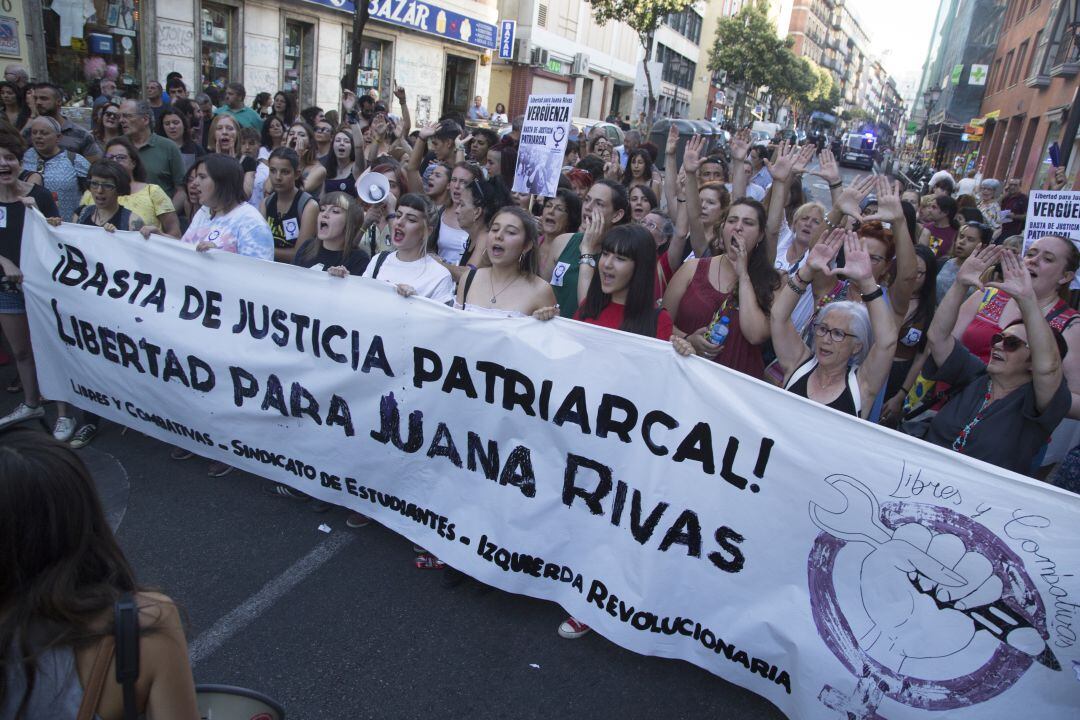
[709,0,787,94]
[586,0,694,122]
[769,46,818,117]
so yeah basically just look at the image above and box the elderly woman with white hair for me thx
[22,115,89,222]
[977,178,1003,237]
[770,228,898,418]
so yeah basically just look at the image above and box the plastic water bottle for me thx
[708,316,731,346]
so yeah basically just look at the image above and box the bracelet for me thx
[828,181,842,189]
[794,267,812,285]
[579,254,598,267]
[860,286,884,302]
[677,197,686,203]
[823,215,839,230]
[786,276,807,296]
[900,386,911,395]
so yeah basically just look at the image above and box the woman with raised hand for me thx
[0,427,200,719]
[763,141,818,268]
[925,246,1071,473]
[879,243,938,428]
[323,126,364,198]
[259,147,318,263]
[770,229,897,418]
[951,233,1080,419]
[206,113,256,200]
[663,197,779,380]
[456,206,554,317]
[283,120,326,195]
[89,137,182,238]
[293,191,370,277]
[361,192,455,305]
[681,134,731,257]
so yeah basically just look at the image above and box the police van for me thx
[839,133,876,170]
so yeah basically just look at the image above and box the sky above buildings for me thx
[849,0,939,102]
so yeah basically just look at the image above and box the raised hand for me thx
[665,124,679,156]
[729,235,750,276]
[986,247,1035,301]
[418,121,438,140]
[728,129,751,163]
[603,160,621,181]
[683,134,705,175]
[811,148,841,186]
[393,82,406,103]
[765,141,800,184]
[863,176,903,224]
[836,175,877,218]
[371,113,388,139]
[580,209,604,255]
[955,244,1004,289]
[805,228,845,275]
[838,233,875,287]
[792,143,817,177]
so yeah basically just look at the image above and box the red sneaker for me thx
[558,617,591,639]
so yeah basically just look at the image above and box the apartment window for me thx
[1012,41,1029,86]
[654,44,695,90]
[989,58,1002,91]
[1016,0,1028,19]
[1000,50,1015,91]
[1025,31,1042,78]
[664,8,702,44]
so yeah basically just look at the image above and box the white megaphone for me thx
[356,172,390,205]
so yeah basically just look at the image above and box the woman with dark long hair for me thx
[620,147,661,197]
[182,153,273,260]
[284,120,326,195]
[539,189,581,245]
[0,80,28,130]
[157,105,205,171]
[0,427,199,718]
[91,101,123,145]
[259,116,286,159]
[663,197,779,379]
[323,126,364,198]
[271,91,297,126]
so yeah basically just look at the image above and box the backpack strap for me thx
[114,592,140,720]
[372,251,390,279]
[76,635,115,720]
[77,205,96,225]
[462,267,478,303]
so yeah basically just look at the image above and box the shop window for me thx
[442,55,476,118]
[345,32,393,101]
[200,2,238,91]
[283,20,315,107]
[42,0,143,100]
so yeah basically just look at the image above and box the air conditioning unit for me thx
[530,47,549,67]
[571,53,589,76]
[514,38,531,64]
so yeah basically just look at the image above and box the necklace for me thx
[489,270,520,304]
[810,366,844,396]
[952,379,994,453]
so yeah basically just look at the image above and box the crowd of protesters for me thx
[1,67,1079,651]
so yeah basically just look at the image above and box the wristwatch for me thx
[579,253,598,267]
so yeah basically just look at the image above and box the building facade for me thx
[489,0,637,120]
[978,0,1080,190]
[26,0,503,124]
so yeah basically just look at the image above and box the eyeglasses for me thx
[89,180,117,190]
[990,333,1028,352]
[814,324,857,343]
[103,112,119,119]
[104,153,129,162]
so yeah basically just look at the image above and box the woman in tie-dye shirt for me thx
[180,153,272,260]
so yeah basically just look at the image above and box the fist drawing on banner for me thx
[858,522,1002,672]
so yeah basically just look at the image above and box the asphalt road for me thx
[1,360,788,720]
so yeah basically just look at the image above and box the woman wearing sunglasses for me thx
[770,229,897,418]
[92,101,123,145]
[924,245,1071,474]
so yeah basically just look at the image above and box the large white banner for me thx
[20,214,1080,719]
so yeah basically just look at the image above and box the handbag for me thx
[76,592,140,720]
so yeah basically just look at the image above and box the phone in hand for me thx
[1049,142,1060,168]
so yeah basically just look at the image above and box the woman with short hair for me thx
[88,137,181,238]
[23,115,89,222]
[259,147,318,263]
[362,192,455,304]
[977,178,1003,237]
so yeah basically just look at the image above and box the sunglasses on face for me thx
[104,153,129,162]
[991,333,1028,352]
[103,112,119,119]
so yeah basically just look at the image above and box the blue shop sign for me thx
[305,0,498,51]
[498,20,515,59]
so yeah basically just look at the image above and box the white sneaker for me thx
[52,416,77,442]
[0,402,45,429]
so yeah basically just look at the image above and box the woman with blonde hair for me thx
[293,191,369,276]
[206,113,256,199]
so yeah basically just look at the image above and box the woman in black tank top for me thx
[323,127,362,198]
[259,147,318,263]
[769,229,898,419]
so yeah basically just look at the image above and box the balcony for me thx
[1050,61,1079,78]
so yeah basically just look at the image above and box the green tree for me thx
[768,46,817,121]
[709,0,787,124]
[586,0,694,127]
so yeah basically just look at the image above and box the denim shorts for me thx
[0,289,25,314]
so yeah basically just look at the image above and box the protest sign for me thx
[1023,190,1080,289]
[20,214,1080,719]
[512,94,573,198]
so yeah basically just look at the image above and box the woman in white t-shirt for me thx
[181,154,274,260]
[362,192,455,304]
